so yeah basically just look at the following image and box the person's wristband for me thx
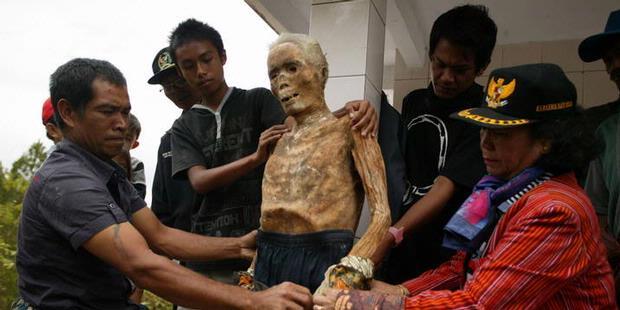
[389,226,404,247]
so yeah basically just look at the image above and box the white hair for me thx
[270,33,329,88]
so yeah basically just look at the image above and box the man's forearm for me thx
[131,253,253,309]
[188,153,261,194]
[131,209,248,262]
[395,175,455,237]
[154,226,244,262]
[85,221,254,309]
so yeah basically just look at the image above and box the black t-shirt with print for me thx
[384,84,486,283]
[171,87,286,271]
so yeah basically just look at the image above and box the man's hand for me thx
[251,282,313,310]
[343,100,378,137]
[255,124,289,163]
[238,230,257,261]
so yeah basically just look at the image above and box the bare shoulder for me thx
[334,113,353,128]
[322,115,352,137]
[307,115,352,139]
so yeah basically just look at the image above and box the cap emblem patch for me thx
[158,51,174,71]
[486,77,516,108]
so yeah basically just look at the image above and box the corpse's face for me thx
[268,42,325,117]
[430,38,482,99]
[480,126,546,180]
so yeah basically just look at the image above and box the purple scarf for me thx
[443,167,549,253]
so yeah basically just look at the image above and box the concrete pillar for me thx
[310,0,386,238]
[310,0,386,114]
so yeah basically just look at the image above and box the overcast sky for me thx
[0,0,277,203]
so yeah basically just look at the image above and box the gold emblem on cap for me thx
[458,109,529,126]
[486,77,516,108]
[158,51,174,71]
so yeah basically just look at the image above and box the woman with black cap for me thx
[313,63,616,309]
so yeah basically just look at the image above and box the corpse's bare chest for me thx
[263,120,354,199]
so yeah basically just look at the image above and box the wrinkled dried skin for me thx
[261,115,390,259]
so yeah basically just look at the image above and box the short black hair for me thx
[531,109,599,175]
[128,113,141,139]
[169,18,225,63]
[429,5,497,71]
[49,58,126,129]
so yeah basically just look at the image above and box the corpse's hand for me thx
[314,288,405,310]
[335,100,378,137]
[314,256,373,297]
[238,230,257,261]
[313,288,405,310]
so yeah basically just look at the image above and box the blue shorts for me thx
[254,229,354,292]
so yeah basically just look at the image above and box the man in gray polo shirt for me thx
[15,58,312,309]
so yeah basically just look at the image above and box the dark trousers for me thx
[254,229,353,293]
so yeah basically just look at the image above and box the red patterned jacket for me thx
[402,173,616,309]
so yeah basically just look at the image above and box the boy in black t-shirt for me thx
[167,19,378,285]
[372,5,498,283]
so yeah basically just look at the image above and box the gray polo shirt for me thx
[17,139,146,309]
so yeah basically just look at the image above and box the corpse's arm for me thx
[348,130,391,258]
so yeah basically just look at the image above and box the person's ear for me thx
[57,98,78,128]
[45,123,63,143]
[541,140,552,154]
[131,140,139,149]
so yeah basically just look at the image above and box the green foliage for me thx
[0,142,46,207]
[0,142,47,308]
[0,202,20,309]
